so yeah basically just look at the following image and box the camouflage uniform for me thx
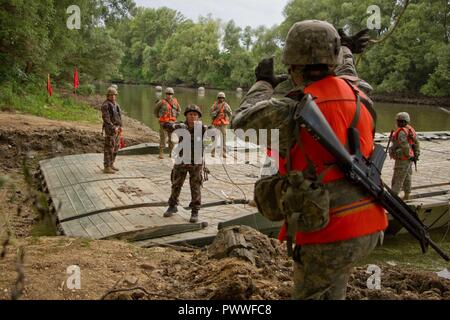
[210,101,232,155]
[166,121,207,212]
[231,43,381,300]
[390,128,418,196]
[102,99,122,168]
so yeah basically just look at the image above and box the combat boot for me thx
[159,149,164,159]
[403,192,411,200]
[189,210,199,223]
[111,165,120,171]
[103,167,115,174]
[163,206,178,217]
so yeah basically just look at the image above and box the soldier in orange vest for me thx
[389,112,420,200]
[155,87,181,159]
[231,20,387,299]
[210,92,232,157]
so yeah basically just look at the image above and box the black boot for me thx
[189,210,199,223]
[163,206,178,217]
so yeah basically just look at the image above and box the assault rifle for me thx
[293,94,449,261]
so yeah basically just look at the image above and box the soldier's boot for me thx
[111,164,120,171]
[163,206,178,217]
[103,167,116,174]
[403,192,411,200]
[189,210,199,223]
[159,149,164,159]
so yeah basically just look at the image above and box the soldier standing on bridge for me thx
[389,112,420,200]
[155,87,181,159]
[163,105,208,223]
[210,92,232,158]
[102,87,122,174]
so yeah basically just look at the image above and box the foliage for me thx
[0,0,448,96]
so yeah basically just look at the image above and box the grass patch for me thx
[0,81,100,123]
[360,226,450,271]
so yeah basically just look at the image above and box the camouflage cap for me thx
[165,87,175,94]
[111,84,118,90]
[217,92,226,98]
[282,20,341,66]
[107,87,118,96]
[184,105,202,117]
[396,112,410,122]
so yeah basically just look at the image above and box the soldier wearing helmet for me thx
[154,87,181,159]
[231,20,387,300]
[210,92,233,158]
[163,104,208,224]
[389,112,420,200]
[101,87,123,174]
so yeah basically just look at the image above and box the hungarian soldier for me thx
[210,92,232,157]
[389,112,420,200]
[163,105,207,223]
[155,87,181,159]
[102,87,122,174]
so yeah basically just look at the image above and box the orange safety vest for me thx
[211,102,230,126]
[392,125,417,160]
[277,76,388,245]
[159,98,180,123]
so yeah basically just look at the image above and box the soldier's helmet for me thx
[217,92,226,99]
[184,105,202,118]
[396,112,410,123]
[282,20,342,66]
[165,87,175,94]
[107,87,118,96]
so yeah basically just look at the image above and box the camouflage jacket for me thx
[210,101,232,120]
[231,46,363,158]
[164,121,207,165]
[102,100,122,136]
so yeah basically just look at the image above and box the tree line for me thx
[0,0,448,97]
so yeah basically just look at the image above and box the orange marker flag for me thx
[73,67,79,92]
[47,74,53,97]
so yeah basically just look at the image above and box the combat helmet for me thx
[165,87,175,94]
[107,87,118,96]
[217,92,226,99]
[396,112,410,123]
[282,20,342,66]
[184,105,202,117]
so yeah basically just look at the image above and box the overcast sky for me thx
[134,0,290,29]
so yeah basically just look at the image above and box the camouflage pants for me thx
[168,164,203,210]
[159,123,174,152]
[292,232,381,300]
[211,125,227,155]
[103,134,120,168]
[391,160,413,194]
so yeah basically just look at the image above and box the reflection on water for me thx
[99,84,450,133]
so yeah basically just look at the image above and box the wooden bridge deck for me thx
[38,134,450,246]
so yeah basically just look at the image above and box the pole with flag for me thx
[73,67,79,94]
[47,74,53,97]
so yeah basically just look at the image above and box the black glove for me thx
[338,28,371,54]
[255,57,288,88]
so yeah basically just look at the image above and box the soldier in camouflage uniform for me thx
[389,112,420,200]
[102,87,122,174]
[231,21,386,299]
[155,87,181,159]
[210,92,233,158]
[163,105,207,223]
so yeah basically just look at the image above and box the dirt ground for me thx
[1,106,450,300]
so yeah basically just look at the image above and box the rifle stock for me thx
[293,94,449,261]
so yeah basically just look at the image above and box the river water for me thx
[104,84,450,133]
